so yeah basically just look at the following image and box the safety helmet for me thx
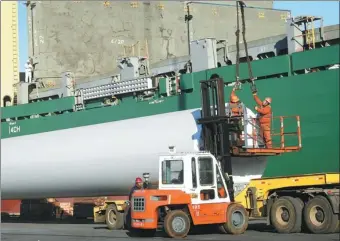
[231,95,239,103]
[265,97,272,104]
[135,177,143,183]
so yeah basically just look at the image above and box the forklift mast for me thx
[197,77,239,202]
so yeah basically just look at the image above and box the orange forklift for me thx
[129,148,249,238]
[127,77,302,238]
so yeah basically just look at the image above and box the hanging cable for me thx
[239,1,257,93]
[234,2,241,90]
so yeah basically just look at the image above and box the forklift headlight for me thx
[150,195,167,201]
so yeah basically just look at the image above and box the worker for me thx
[124,177,144,230]
[238,1,246,8]
[252,90,272,148]
[229,86,243,116]
[25,59,33,83]
[128,177,144,201]
[229,86,244,146]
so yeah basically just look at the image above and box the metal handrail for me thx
[243,115,302,150]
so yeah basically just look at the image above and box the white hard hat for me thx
[265,97,272,104]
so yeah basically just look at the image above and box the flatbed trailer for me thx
[235,173,340,233]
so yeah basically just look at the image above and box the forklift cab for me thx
[158,146,231,204]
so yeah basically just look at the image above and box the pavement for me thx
[1,219,339,241]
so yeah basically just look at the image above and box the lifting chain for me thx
[235,1,257,93]
[234,2,241,90]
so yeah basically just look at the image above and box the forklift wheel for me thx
[164,210,191,238]
[221,203,249,235]
[106,204,124,230]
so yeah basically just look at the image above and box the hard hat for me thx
[231,95,239,103]
[135,177,143,183]
[265,97,272,104]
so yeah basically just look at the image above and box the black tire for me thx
[217,224,228,234]
[106,204,124,230]
[164,210,191,238]
[221,203,249,235]
[335,220,340,233]
[303,195,338,234]
[294,197,309,233]
[270,196,302,233]
[123,205,131,230]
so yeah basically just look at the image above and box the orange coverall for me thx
[229,90,243,116]
[229,90,244,146]
[253,94,272,148]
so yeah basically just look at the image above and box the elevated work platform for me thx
[197,77,302,158]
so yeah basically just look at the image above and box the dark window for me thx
[198,157,214,185]
[200,189,215,200]
[191,157,197,188]
[162,160,184,184]
[216,165,227,198]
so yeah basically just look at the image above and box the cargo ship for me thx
[1,7,339,218]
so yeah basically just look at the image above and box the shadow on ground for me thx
[2,216,276,234]
[1,216,95,225]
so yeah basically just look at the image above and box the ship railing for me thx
[231,115,302,156]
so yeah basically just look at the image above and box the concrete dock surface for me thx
[1,219,338,241]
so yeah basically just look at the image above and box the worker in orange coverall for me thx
[253,90,273,148]
[228,86,244,146]
[229,86,243,116]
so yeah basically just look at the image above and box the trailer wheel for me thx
[303,195,338,234]
[106,204,124,230]
[335,220,340,233]
[219,203,249,235]
[270,196,302,233]
[164,210,191,238]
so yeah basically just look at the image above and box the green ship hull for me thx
[1,45,339,199]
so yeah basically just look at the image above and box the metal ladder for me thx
[306,16,316,49]
[11,2,19,101]
[291,15,324,51]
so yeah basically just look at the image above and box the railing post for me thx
[296,116,302,148]
[252,118,257,148]
[280,116,284,148]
